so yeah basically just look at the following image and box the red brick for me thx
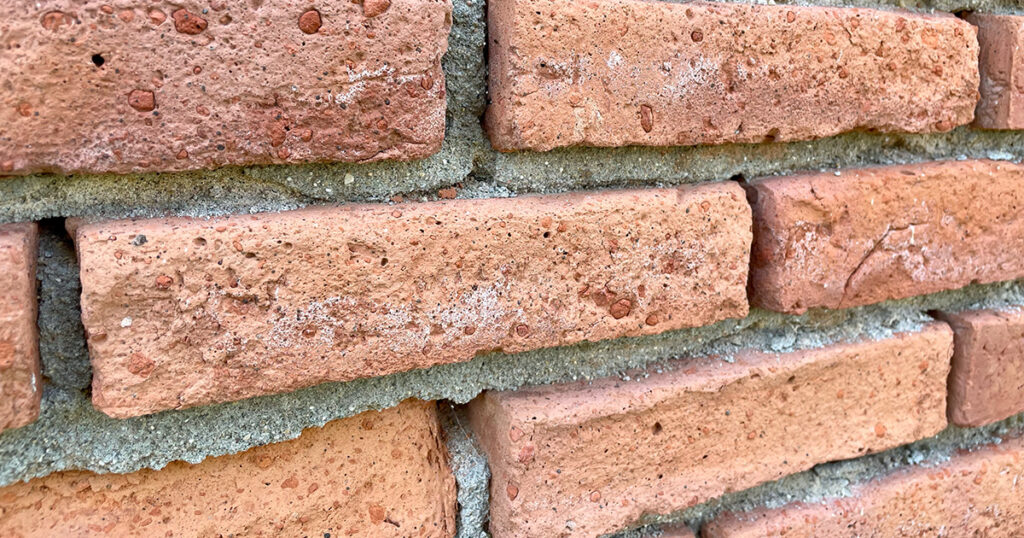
[748,160,1024,314]
[0,400,456,537]
[934,307,1024,427]
[704,434,1024,537]
[485,0,978,152]
[75,184,751,418]
[465,323,952,537]
[0,223,39,432]
[967,14,1024,129]
[0,1,451,176]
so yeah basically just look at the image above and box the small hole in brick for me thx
[380,258,388,266]
[651,422,663,435]
[91,54,105,67]
[543,231,551,238]
[194,237,207,247]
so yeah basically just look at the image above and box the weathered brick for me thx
[0,0,451,175]
[748,160,1024,313]
[967,14,1024,129]
[466,323,952,537]
[75,184,751,418]
[0,399,456,537]
[486,0,978,152]
[934,307,1024,427]
[704,434,1024,537]
[0,223,39,432]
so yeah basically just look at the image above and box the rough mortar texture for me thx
[35,225,89,390]
[442,404,491,538]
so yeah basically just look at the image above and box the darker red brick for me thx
[0,223,40,433]
[967,14,1024,129]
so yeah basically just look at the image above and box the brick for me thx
[748,160,1024,314]
[934,307,1024,427]
[485,0,978,152]
[967,14,1024,129]
[465,323,952,537]
[704,434,1024,537]
[0,399,456,537]
[0,223,39,432]
[0,1,451,176]
[75,184,751,418]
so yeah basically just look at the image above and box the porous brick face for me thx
[0,400,456,537]
[0,223,40,432]
[0,0,451,176]
[485,0,978,152]
[967,14,1024,130]
[75,184,751,418]
[934,307,1024,427]
[466,323,952,537]
[705,434,1024,537]
[748,160,1024,313]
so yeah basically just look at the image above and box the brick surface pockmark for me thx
[76,184,751,418]
[0,223,40,433]
[0,0,451,176]
[704,434,1024,537]
[968,14,1024,130]
[748,160,1024,313]
[934,307,1024,427]
[486,0,978,152]
[466,323,952,537]
[0,400,456,537]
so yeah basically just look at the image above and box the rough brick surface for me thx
[705,434,1024,537]
[0,0,451,176]
[0,223,39,433]
[748,160,1024,314]
[466,323,952,537]
[0,400,456,537]
[935,307,1024,427]
[968,14,1024,130]
[75,184,751,418]
[485,0,978,152]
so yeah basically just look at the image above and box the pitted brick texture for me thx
[935,307,1024,427]
[0,223,40,433]
[705,434,1024,537]
[75,184,751,418]
[0,400,456,537]
[0,0,451,175]
[466,323,951,537]
[968,14,1024,130]
[748,160,1024,313]
[485,0,978,152]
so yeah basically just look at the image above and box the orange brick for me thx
[466,323,952,537]
[0,223,39,432]
[935,307,1024,427]
[486,0,978,152]
[748,160,1024,313]
[0,400,456,537]
[75,184,751,418]
[967,14,1024,129]
[705,434,1024,537]
[0,1,451,175]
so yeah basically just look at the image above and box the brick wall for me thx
[3,0,1024,537]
